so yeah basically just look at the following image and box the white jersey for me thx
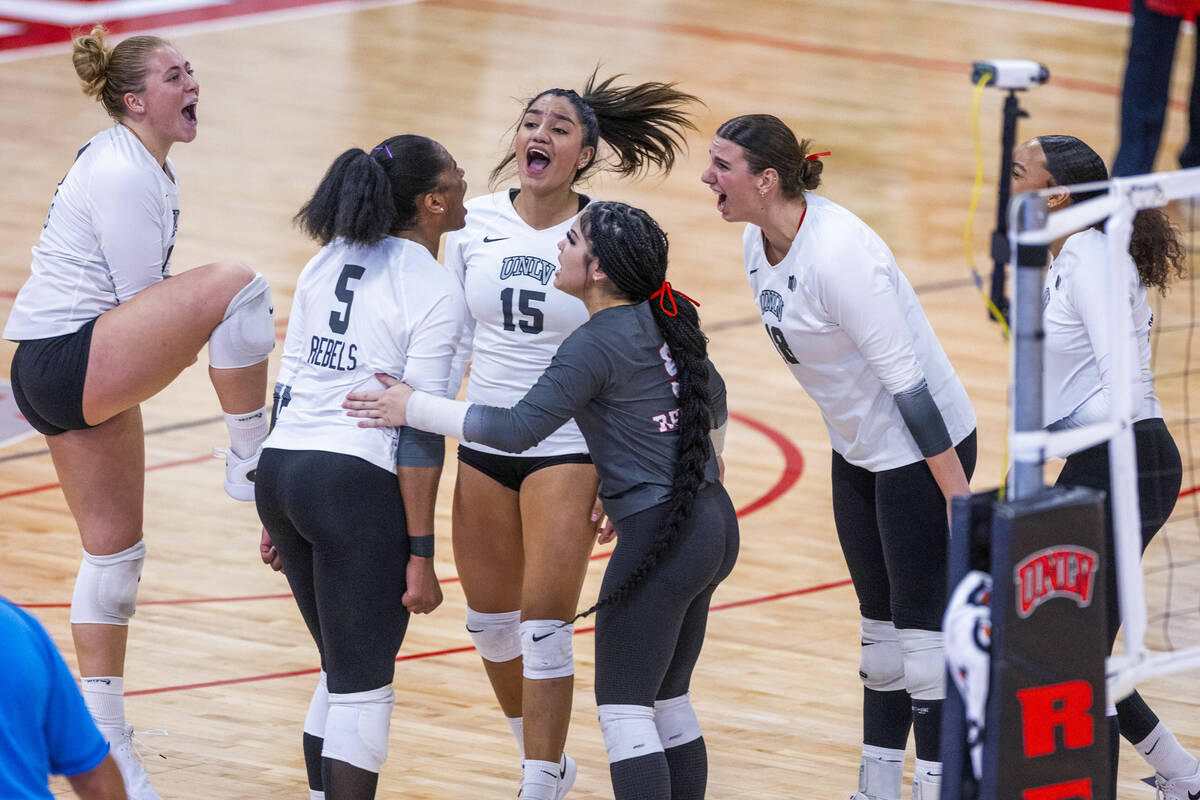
[444,190,590,456]
[4,125,180,340]
[1042,228,1160,431]
[743,193,975,471]
[266,237,467,473]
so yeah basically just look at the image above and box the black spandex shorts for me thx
[9,318,98,436]
[457,444,592,492]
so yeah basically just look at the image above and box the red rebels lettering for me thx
[1017,681,1095,757]
[1014,546,1099,618]
[1022,778,1093,800]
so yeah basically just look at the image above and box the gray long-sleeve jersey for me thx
[462,302,727,522]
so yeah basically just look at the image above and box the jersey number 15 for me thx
[501,288,545,334]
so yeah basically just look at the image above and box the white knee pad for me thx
[899,628,945,701]
[465,607,522,663]
[860,618,906,692]
[70,542,146,625]
[322,685,394,773]
[303,671,330,739]
[598,704,663,764]
[209,273,275,369]
[653,693,702,749]
[520,619,574,680]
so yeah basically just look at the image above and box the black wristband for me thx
[408,534,435,559]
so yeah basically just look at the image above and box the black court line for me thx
[0,415,224,463]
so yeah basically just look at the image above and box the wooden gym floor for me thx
[0,0,1196,796]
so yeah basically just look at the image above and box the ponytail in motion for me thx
[491,70,700,186]
[573,202,714,619]
[295,135,446,247]
[1038,134,1186,294]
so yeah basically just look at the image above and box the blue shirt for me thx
[0,598,109,798]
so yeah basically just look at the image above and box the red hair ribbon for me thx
[650,280,700,317]
[806,151,831,161]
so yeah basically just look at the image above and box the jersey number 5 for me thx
[765,324,800,364]
[501,288,545,334]
[329,264,365,334]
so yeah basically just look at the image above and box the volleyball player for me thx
[347,200,736,800]
[701,114,977,800]
[2,27,274,800]
[1012,134,1197,800]
[255,135,468,800]
[441,72,698,798]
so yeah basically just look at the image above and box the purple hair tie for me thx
[372,144,394,159]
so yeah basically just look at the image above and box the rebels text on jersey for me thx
[267,237,466,473]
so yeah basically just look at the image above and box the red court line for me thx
[729,411,804,518]
[126,578,848,697]
[0,0,367,51]
[14,410,806,608]
[0,454,211,502]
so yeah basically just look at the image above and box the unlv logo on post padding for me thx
[1014,546,1099,619]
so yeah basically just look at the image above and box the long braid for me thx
[573,202,713,620]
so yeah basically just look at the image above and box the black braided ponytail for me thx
[573,202,714,619]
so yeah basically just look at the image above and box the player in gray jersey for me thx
[347,202,738,800]
[255,135,468,800]
[1012,135,1196,800]
[440,73,699,800]
[2,28,274,800]
[702,115,977,800]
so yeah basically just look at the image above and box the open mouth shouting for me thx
[525,146,551,176]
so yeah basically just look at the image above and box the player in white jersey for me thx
[702,115,977,800]
[2,28,274,800]
[255,135,467,800]
[348,201,736,800]
[443,73,699,800]
[1012,135,1196,800]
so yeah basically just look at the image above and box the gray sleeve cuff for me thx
[395,426,445,468]
[894,379,953,457]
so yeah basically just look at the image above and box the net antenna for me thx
[970,60,1049,327]
[1010,168,1200,705]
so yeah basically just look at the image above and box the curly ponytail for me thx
[572,202,714,619]
[1038,135,1186,294]
[490,70,699,186]
[72,25,170,121]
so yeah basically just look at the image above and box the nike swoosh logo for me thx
[1145,738,1160,755]
[531,632,556,642]
[465,626,483,633]
[483,235,510,243]
[541,770,557,778]
[560,763,567,779]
